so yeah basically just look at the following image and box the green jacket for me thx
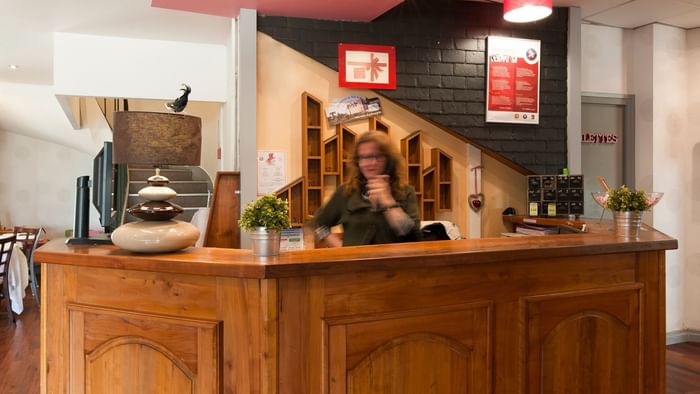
[314,184,421,246]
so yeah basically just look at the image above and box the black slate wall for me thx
[258,0,568,174]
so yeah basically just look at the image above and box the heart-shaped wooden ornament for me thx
[468,193,484,212]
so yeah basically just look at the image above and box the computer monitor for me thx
[92,141,117,233]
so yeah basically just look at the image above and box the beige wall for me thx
[481,155,527,237]
[257,32,526,238]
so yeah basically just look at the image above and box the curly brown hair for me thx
[343,131,407,198]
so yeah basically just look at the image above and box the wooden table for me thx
[35,223,677,393]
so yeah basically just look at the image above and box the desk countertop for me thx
[35,222,677,279]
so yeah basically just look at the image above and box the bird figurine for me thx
[166,84,191,113]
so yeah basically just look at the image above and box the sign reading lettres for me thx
[486,36,541,125]
[581,132,618,144]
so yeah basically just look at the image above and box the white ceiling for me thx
[0,0,231,85]
[2,0,700,86]
[559,0,700,29]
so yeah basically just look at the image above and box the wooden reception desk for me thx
[36,224,677,394]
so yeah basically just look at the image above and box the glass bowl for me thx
[591,191,608,208]
[590,191,664,209]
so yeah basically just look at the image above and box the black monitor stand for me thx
[66,235,113,245]
[66,175,113,246]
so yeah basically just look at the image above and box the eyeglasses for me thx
[357,154,386,162]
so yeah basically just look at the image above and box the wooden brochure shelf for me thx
[338,125,357,183]
[323,135,339,175]
[369,116,390,134]
[302,92,324,217]
[422,166,436,220]
[431,148,452,211]
[400,131,423,215]
[275,177,305,227]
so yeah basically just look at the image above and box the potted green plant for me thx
[239,194,290,256]
[598,185,663,239]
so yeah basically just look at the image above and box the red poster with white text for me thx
[486,36,540,124]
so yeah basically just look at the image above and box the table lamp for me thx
[110,111,202,253]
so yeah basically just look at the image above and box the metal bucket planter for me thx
[613,211,643,239]
[249,227,281,256]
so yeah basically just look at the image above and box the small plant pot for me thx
[613,211,642,239]
[249,227,281,256]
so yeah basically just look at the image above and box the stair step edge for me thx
[129,180,210,184]
[127,193,210,197]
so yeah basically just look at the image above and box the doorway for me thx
[581,95,635,220]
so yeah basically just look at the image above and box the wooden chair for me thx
[0,234,17,323]
[14,226,43,306]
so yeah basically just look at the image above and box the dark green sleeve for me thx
[402,186,422,239]
[313,186,346,228]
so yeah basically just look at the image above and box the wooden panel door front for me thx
[525,285,641,394]
[204,171,240,248]
[68,304,221,394]
[327,303,492,394]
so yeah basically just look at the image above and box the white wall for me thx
[651,24,687,333]
[0,82,111,154]
[0,91,117,239]
[0,130,102,239]
[53,33,228,102]
[581,24,631,95]
[582,23,693,333]
[683,28,700,330]
[632,25,655,196]
[567,7,582,174]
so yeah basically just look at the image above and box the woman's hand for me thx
[323,233,343,248]
[366,175,396,210]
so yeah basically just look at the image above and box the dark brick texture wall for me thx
[258,0,568,174]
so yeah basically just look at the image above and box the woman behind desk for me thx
[314,131,421,247]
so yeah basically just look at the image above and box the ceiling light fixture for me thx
[503,0,552,23]
[8,64,19,70]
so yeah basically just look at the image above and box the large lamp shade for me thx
[503,0,552,23]
[112,111,202,166]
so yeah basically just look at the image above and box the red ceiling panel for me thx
[152,0,404,21]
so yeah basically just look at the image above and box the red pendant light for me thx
[503,0,553,23]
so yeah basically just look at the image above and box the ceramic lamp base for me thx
[111,220,200,253]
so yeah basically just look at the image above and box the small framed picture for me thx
[338,43,396,90]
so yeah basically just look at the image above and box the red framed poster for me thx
[486,36,541,124]
[338,43,396,90]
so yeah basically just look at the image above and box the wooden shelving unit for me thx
[431,148,452,211]
[338,125,357,183]
[422,166,436,220]
[298,93,455,224]
[400,131,423,197]
[275,177,305,227]
[302,92,324,217]
[369,117,390,134]
[400,130,425,220]
[323,135,339,175]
